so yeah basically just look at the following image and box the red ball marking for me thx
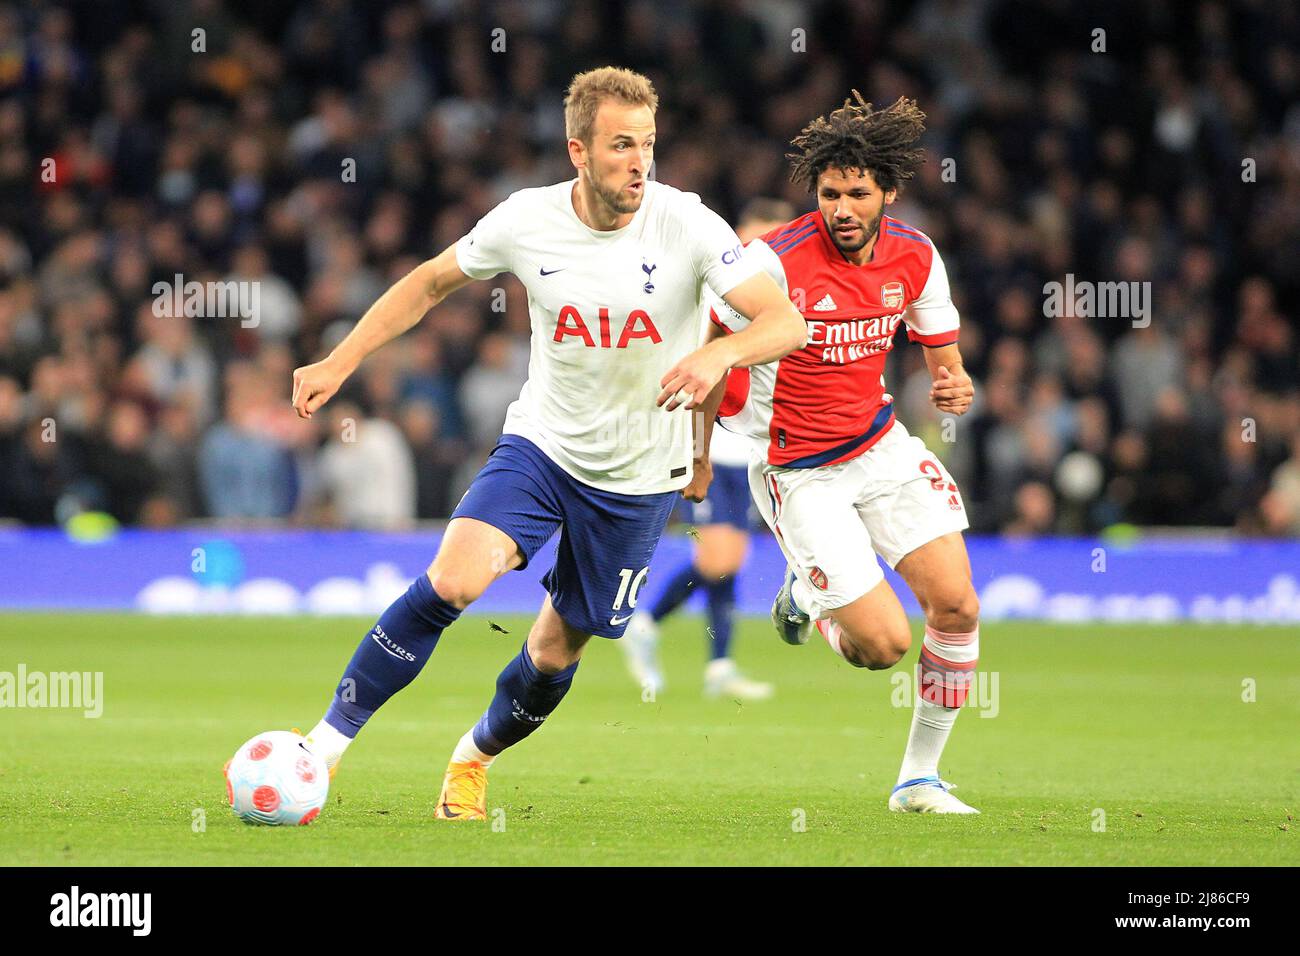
[225,776,233,806]
[295,757,317,784]
[252,785,281,812]
[298,807,320,826]
[248,739,273,761]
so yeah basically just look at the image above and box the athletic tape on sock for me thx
[918,624,979,708]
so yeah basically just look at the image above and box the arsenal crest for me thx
[808,566,828,590]
[881,281,905,310]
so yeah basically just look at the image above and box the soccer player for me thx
[705,93,982,814]
[286,67,805,820]
[621,199,796,701]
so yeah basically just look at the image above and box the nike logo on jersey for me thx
[539,266,565,276]
[812,293,837,311]
[609,613,634,627]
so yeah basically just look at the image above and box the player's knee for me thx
[926,586,980,633]
[696,566,732,585]
[873,626,913,669]
[424,565,486,610]
[526,646,570,674]
[695,551,739,581]
[526,630,586,674]
[841,625,910,670]
[719,552,746,577]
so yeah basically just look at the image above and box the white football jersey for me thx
[455,179,758,494]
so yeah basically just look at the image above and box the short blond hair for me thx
[564,66,658,143]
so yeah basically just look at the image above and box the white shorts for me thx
[749,420,969,620]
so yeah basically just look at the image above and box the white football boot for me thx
[620,610,664,695]
[771,567,815,646]
[888,777,980,814]
[704,657,774,701]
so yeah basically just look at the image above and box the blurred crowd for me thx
[0,0,1297,534]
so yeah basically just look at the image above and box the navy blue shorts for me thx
[683,463,752,530]
[451,435,678,638]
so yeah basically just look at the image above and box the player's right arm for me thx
[292,191,523,420]
[291,245,475,419]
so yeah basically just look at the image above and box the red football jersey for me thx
[711,211,959,468]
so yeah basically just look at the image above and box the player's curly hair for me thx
[787,92,927,194]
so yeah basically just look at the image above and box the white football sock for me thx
[450,729,496,767]
[304,719,353,770]
[896,624,979,786]
[897,696,961,785]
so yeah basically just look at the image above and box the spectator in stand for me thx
[1260,436,1300,537]
[80,398,159,524]
[197,364,297,519]
[397,397,459,520]
[458,332,528,455]
[0,0,1293,537]
[315,399,415,529]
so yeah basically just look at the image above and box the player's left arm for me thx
[904,243,972,415]
[659,204,805,411]
[922,342,974,415]
[658,271,804,410]
[678,322,731,501]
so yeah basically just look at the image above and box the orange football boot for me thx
[433,760,488,821]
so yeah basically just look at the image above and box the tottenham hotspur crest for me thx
[642,260,656,294]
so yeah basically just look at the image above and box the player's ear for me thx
[567,137,588,171]
[884,188,898,205]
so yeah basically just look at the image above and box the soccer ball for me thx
[224,731,328,826]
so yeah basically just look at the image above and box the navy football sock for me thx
[471,642,578,756]
[650,562,699,621]
[704,575,736,660]
[324,574,461,737]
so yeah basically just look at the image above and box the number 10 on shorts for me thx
[613,566,650,613]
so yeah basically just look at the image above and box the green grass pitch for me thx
[1,612,1296,865]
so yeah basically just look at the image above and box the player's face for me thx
[817,168,896,258]
[572,102,655,217]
